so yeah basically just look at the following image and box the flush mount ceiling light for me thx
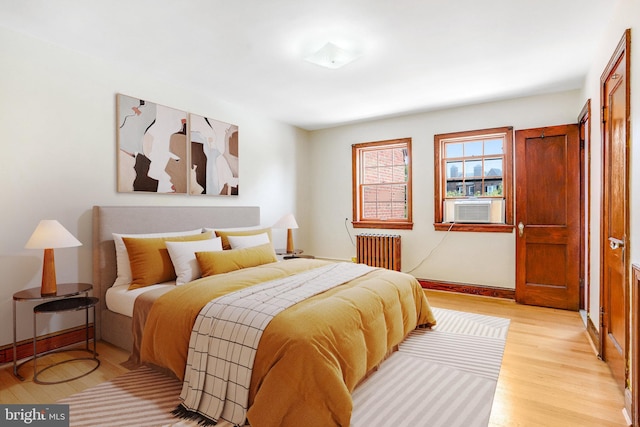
[304,42,362,69]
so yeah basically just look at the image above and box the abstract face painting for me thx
[117,94,188,194]
[189,113,239,196]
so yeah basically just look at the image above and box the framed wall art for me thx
[189,113,239,196]
[117,94,188,194]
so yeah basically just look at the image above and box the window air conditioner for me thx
[453,200,492,223]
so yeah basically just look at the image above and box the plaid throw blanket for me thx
[175,262,375,426]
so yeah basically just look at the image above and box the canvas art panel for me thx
[117,94,188,194]
[189,113,239,196]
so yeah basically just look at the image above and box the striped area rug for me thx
[58,308,509,427]
[352,308,509,427]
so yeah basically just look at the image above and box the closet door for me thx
[515,124,581,310]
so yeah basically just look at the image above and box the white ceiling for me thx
[0,0,617,130]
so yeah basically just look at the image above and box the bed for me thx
[92,205,436,427]
[92,205,261,350]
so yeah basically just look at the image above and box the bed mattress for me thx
[105,282,174,317]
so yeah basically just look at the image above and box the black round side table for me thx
[32,296,100,384]
[13,283,93,381]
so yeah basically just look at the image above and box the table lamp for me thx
[273,214,299,254]
[25,220,82,296]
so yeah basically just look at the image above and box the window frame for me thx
[352,138,413,230]
[434,126,514,232]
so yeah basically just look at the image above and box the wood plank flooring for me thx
[425,290,627,427]
[0,343,129,405]
[0,290,628,426]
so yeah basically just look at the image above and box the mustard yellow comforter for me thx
[140,259,436,427]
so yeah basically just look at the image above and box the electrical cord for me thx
[404,221,456,274]
[346,217,454,272]
[344,217,355,246]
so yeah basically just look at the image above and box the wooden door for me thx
[515,124,581,310]
[600,30,630,391]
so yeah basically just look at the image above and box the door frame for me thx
[599,28,631,415]
[578,100,592,318]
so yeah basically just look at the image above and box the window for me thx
[434,127,513,232]
[352,138,413,230]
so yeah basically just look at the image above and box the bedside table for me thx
[283,253,315,260]
[276,249,304,256]
[12,283,96,382]
[275,249,315,260]
[32,296,100,384]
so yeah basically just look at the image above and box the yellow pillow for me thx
[214,228,272,250]
[196,243,277,276]
[124,231,213,290]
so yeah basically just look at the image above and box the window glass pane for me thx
[377,185,392,202]
[392,165,406,182]
[362,202,377,219]
[391,203,406,218]
[484,158,502,177]
[465,160,482,177]
[378,150,393,166]
[363,150,378,167]
[445,142,463,158]
[484,180,503,196]
[446,161,463,178]
[363,167,379,184]
[377,166,392,183]
[464,182,477,196]
[464,141,483,157]
[484,138,503,155]
[392,148,406,164]
[377,202,392,220]
[391,184,406,202]
[446,182,464,197]
[362,186,377,201]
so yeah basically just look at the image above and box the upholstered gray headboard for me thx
[92,205,260,348]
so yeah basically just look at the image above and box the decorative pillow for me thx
[123,231,213,290]
[112,229,203,288]
[210,227,272,250]
[227,232,270,250]
[196,243,278,276]
[166,237,223,285]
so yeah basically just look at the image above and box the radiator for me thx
[356,234,401,271]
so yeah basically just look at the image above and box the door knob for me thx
[518,222,524,237]
[609,237,625,250]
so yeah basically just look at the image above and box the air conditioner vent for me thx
[453,200,491,223]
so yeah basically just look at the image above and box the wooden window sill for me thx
[433,223,514,233]
[353,221,413,230]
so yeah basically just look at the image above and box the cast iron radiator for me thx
[356,234,401,271]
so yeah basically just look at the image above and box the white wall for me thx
[307,91,583,288]
[0,27,309,347]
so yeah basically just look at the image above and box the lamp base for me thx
[41,248,58,296]
[286,229,295,254]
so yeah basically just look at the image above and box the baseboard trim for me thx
[418,279,515,299]
[586,314,601,358]
[0,325,95,365]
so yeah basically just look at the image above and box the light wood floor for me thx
[0,290,629,426]
[425,290,627,427]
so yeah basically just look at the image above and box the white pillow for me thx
[112,229,203,288]
[166,237,223,285]
[203,225,266,233]
[227,232,270,249]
